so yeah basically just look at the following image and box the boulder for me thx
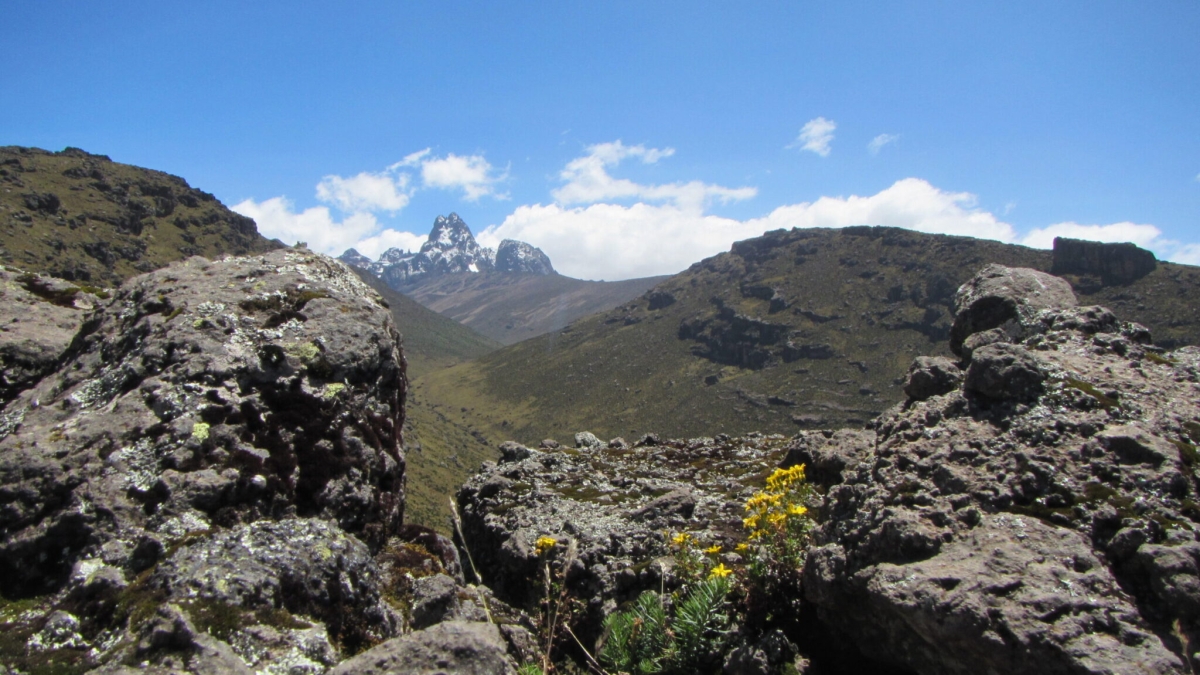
[949,264,1076,356]
[0,266,94,402]
[902,356,962,401]
[327,621,516,675]
[149,518,398,651]
[0,248,407,597]
[962,342,1048,402]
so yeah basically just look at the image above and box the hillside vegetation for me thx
[400,270,667,345]
[0,146,280,285]
[348,268,503,530]
[418,226,1200,456]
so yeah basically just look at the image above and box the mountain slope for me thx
[0,146,281,285]
[348,268,502,531]
[418,226,1200,451]
[400,271,669,345]
[350,268,500,378]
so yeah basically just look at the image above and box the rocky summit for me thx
[340,213,554,287]
[457,264,1200,674]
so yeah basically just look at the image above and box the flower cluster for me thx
[739,463,814,603]
[534,535,557,556]
[743,464,809,538]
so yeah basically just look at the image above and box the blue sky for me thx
[3,2,1197,280]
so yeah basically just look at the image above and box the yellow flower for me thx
[735,543,749,552]
[742,515,760,530]
[787,504,808,517]
[708,563,733,579]
[767,512,787,527]
[671,532,692,546]
[703,545,721,555]
[535,536,557,555]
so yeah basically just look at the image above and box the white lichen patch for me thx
[157,510,213,539]
[0,406,25,440]
[110,438,163,493]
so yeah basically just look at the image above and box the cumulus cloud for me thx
[420,153,506,201]
[747,178,1017,241]
[479,167,1200,281]
[1017,221,1163,250]
[233,197,379,253]
[868,133,900,155]
[350,229,428,259]
[551,141,755,211]
[316,171,411,213]
[790,117,836,157]
[232,196,426,259]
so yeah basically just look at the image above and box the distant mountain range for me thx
[341,212,554,284]
[340,214,664,345]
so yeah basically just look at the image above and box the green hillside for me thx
[0,146,280,285]
[399,270,669,345]
[418,226,1200,455]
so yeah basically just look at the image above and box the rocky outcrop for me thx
[456,431,817,641]
[495,239,554,275]
[802,270,1199,674]
[0,249,429,672]
[457,265,1200,673]
[0,266,100,403]
[1052,236,1158,286]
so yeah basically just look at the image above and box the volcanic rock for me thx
[327,621,517,675]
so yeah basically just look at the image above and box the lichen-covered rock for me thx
[903,355,962,402]
[456,432,807,642]
[327,621,517,675]
[0,266,96,402]
[0,248,406,598]
[801,282,1200,673]
[150,518,398,653]
[949,263,1076,356]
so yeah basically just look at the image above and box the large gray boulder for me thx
[0,266,95,403]
[0,248,407,596]
[328,621,517,675]
[949,263,1076,356]
[150,518,398,654]
[802,286,1198,672]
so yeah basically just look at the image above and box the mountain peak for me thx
[338,213,554,287]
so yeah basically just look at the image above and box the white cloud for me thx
[350,229,428,259]
[480,168,1200,281]
[552,141,755,211]
[420,153,506,201]
[1017,221,1163,250]
[747,178,1018,241]
[1170,243,1200,266]
[232,196,427,259]
[868,133,899,155]
[232,197,381,254]
[479,202,757,281]
[790,117,836,157]
[316,171,411,213]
